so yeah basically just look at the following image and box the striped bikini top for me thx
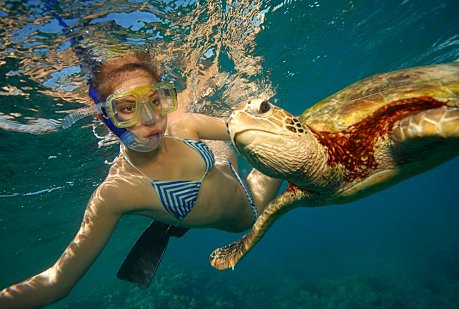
[121,137,215,223]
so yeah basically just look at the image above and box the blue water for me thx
[1,0,459,308]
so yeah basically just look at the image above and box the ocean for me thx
[1,0,458,308]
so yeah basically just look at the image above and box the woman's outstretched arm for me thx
[0,186,122,309]
[168,112,229,141]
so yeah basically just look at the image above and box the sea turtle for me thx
[210,63,459,270]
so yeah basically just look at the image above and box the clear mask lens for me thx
[112,94,139,123]
[106,83,177,128]
[156,86,176,114]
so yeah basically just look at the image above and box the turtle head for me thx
[227,99,317,180]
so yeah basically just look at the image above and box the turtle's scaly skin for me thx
[210,63,459,270]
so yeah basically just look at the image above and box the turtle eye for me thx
[259,101,270,114]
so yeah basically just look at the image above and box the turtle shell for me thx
[299,63,459,133]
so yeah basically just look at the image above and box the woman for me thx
[0,51,281,308]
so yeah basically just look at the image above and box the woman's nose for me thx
[140,102,159,125]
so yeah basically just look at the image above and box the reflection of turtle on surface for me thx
[210,63,459,270]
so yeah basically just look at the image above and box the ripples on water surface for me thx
[1,0,459,308]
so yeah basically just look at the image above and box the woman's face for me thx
[111,69,168,149]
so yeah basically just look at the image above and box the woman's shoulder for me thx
[90,178,130,214]
[166,113,201,140]
[91,159,150,215]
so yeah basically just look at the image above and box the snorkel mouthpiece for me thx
[119,130,162,152]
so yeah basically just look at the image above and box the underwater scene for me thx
[1,0,459,308]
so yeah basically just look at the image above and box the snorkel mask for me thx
[90,82,177,152]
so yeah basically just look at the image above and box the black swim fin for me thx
[117,221,189,288]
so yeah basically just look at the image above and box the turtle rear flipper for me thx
[210,185,314,270]
[390,106,459,164]
[392,106,459,143]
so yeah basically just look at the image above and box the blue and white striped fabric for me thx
[182,139,214,175]
[122,137,258,224]
[152,180,202,221]
[221,160,258,220]
[151,138,214,222]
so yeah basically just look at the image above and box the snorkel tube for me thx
[45,0,159,152]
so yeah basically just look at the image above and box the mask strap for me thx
[89,85,128,139]
[44,0,102,129]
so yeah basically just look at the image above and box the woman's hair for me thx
[91,51,160,101]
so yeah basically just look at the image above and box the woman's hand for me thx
[0,184,122,309]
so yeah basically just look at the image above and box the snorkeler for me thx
[0,51,282,308]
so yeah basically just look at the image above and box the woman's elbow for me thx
[40,267,75,300]
[25,267,74,307]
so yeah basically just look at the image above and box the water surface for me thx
[1,0,458,308]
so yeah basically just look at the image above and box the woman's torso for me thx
[102,136,254,231]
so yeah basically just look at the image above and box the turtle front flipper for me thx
[210,185,315,270]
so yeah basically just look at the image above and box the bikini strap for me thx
[220,159,258,220]
[166,136,215,180]
[120,138,214,182]
[181,139,215,181]
[120,145,152,181]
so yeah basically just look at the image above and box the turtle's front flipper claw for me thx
[210,186,312,270]
[209,235,249,270]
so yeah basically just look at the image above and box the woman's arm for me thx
[0,186,122,309]
[168,112,230,141]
